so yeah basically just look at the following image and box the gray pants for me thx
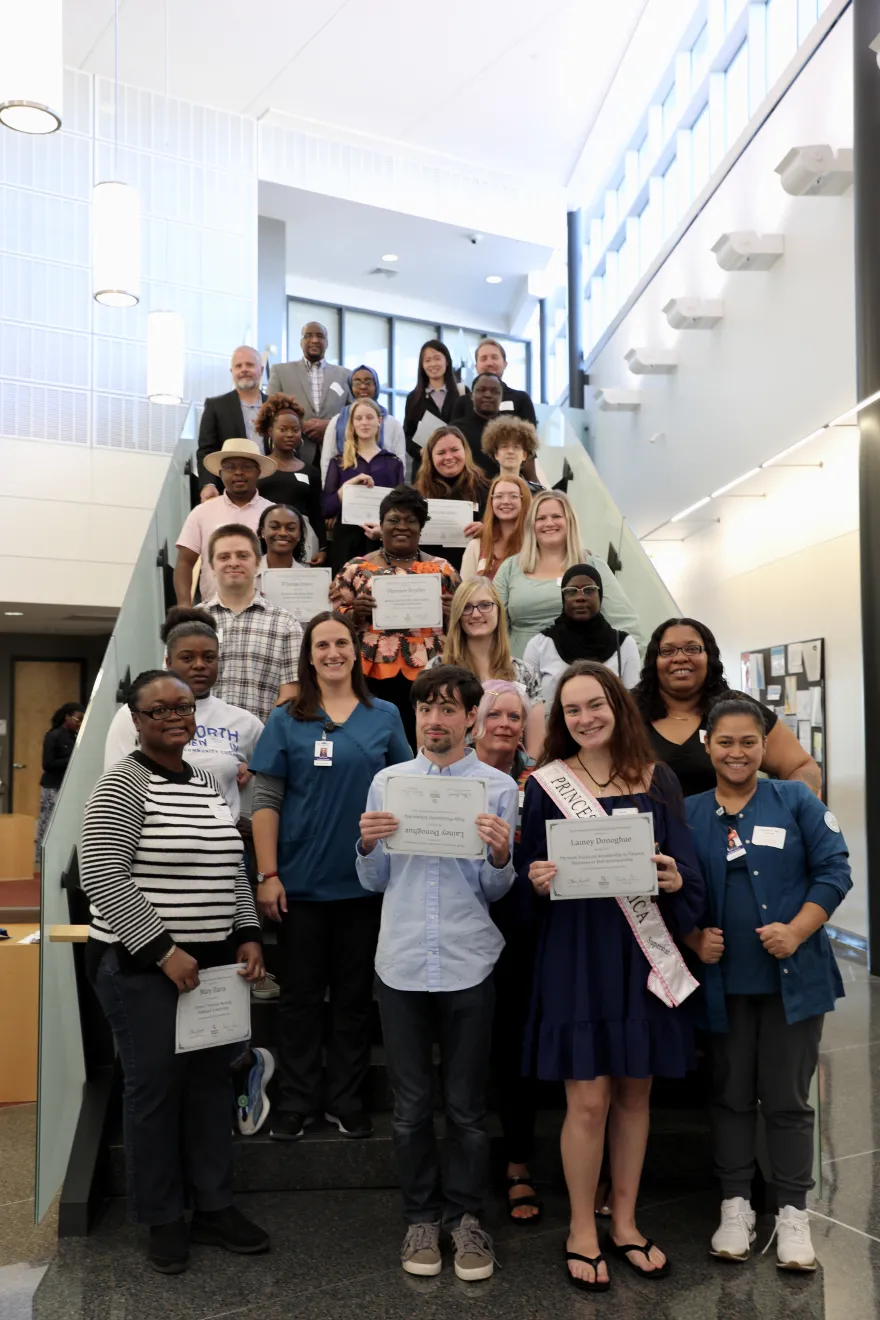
[710,993,823,1210]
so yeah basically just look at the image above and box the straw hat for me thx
[204,438,276,479]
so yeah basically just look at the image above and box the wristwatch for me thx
[257,871,279,885]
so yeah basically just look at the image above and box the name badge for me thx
[518,790,525,810]
[210,801,234,822]
[329,381,344,397]
[699,729,707,744]
[752,826,786,849]
[314,739,333,766]
[612,807,639,816]
[726,826,746,861]
[498,400,514,412]
[295,472,310,484]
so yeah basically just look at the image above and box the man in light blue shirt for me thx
[357,665,517,1283]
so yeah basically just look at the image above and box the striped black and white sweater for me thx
[80,751,261,970]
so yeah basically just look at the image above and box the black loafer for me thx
[148,1217,189,1274]
[190,1206,270,1254]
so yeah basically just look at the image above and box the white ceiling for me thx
[261,182,553,326]
[64,0,649,184]
[0,604,117,635]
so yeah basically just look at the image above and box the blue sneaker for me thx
[236,1046,275,1136]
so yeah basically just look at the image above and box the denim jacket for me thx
[686,780,851,1030]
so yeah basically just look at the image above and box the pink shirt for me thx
[176,490,272,601]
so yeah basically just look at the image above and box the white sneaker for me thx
[710,1197,757,1261]
[767,1205,816,1271]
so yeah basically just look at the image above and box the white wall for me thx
[285,274,510,338]
[585,7,855,537]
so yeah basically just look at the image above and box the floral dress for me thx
[332,555,461,679]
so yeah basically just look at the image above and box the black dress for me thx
[647,689,779,797]
[448,402,500,480]
[258,464,325,548]
[403,385,467,476]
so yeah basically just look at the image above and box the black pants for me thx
[377,975,495,1227]
[710,993,824,1210]
[93,947,236,1225]
[367,671,416,749]
[491,917,537,1164]
[275,896,382,1116]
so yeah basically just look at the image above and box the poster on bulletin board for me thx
[741,638,825,798]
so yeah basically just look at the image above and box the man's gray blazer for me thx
[266,359,351,421]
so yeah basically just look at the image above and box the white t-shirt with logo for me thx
[103,693,264,822]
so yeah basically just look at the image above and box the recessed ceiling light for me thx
[486,275,503,284]
[4,610,23,616]
[381,253,398,263]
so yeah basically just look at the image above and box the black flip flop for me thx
[565,1249,611,1292]
[606,1235,670,1279]
[507,1175,543,1224]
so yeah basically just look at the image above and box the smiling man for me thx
[197,345,267,500]
[267,322,352,466]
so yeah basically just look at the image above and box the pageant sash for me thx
[532,761,698,1008]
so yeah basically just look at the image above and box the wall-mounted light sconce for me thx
[775,145,853,196]
[662,298,724,330]
[595,389,641,412]
[624,347,678,375]
[712,231,784,271]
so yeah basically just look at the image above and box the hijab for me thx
[541,563,627,665]
[332,365,388,453]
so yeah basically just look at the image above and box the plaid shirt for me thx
[304,357,325,412]
[202,593,302,724]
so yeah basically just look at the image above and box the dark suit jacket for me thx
[403,383,469,475]
[500,381,537,426]
[197,389,265,492]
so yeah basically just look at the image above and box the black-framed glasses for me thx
[383,516,420,529]
[562,585,599,599]
[461,600,497,617]
[135,703,197,720]
[658,643,706,658]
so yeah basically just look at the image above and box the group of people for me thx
[74,330,847,1292]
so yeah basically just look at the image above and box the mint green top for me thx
[493,553,644,659]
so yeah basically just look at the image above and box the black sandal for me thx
[606,1235,670,1279]
[506,1174,543,1224]
[565,1249,611,1292]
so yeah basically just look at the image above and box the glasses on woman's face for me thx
[383,515,420,529]
[136,703,196,720]
[461,600,497,618]
[562,585,599,600]
[658,643,706,658]
[492,491,522,503]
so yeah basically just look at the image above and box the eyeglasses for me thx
[384,516,420,529]
[461,600,497,617]
[562,585,599,599]
[658,644,706,658]
[135,703,197,720]
[492,491,522,501]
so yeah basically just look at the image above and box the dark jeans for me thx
[710,993,824,1210]
[377,975,495,1228]
[491,921,537,1165]
[93,947,236,1225]
[366,672,416,750]
[275,895,382,1116]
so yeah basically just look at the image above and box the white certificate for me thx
[423,500,475,548]
[412,412,445,449]
[546,814,658,900]
[372,572,442,630]
[175,964,252,1053]
[261,567,331,621]
[341,483,394,525]
[384,774,488,858]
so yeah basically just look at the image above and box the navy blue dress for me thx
[515,762,707,1081]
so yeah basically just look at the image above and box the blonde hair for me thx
[518,490,584,574]
[341,399,383,470]
[441,577,516,680]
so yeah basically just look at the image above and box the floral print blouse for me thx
[332,555,461,680]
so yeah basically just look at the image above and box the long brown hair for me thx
[477,474,531,568]
[441,577,516,680]
[415,425,489,504]
[539,660,655,791]
[291,611,373,721]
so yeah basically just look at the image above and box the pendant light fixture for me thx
[0,0,63,134]
[92,0,140,306]
[146,0,185,405]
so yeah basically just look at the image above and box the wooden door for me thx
[11,660,84,818]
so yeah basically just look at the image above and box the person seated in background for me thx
[481,416,543,494]
[460,475,531,582]
[357,665,518,1282]
[36,703,85,858]
[403,339,467,475]
[632,617,823,799]
[414,426,488,571]
[320,365,406,481]
[199,525,302,725]
[331,486,459,747]
[196,345,266,500]
[323,399,405,576]
[470,338,537,426]
[174,439,275,605]
[524,565,641,708]
[251,611,411,1143]
[254,394,324,563]
[451,373,504,478]
[267,322,351,466]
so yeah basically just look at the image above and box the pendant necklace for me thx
[576,752,615,791]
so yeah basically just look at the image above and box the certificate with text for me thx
[423,500,475,548]
[262,567,331,621]
[341,483,394,526]
[546,814,658,900]
[384,774,488,858]
[175,964,252,1053]
[372,572,442,630]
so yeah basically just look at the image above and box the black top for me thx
[258,463,325,548]
[420,479,488,572]
[499,380,537,426]
[447,404,501,479]
[41,725,77,790]
[648,688,778,798]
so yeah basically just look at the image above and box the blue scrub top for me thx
[250,698,411,901]
[720,817,779,996]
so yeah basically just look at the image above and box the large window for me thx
[725,41,750,144]
[286,298,532,415]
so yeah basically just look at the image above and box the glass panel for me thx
[638,200,654,274]
[392,392,407,421]
[798,0,818,43]
[692,105,711,194]
[287,299,340,364]
[394,320,434,395]
[442,326,483,379]
[766,0,798,85]
[662,82,677,138]
[496,338,527,392]
[691,23,709,84]
[725,41,749,146]
[637,133,651,184]
[663,156,679,238]
[343,310,390,386]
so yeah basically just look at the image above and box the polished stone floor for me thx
[4,951,880,1320]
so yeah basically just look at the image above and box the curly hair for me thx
[632,617,729,722]
[415,425,489,504]
[481,415,539,461]
[254,392,304,441]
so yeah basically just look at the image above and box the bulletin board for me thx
[740,639,826,798]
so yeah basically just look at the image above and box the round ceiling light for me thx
[485,275,503,284]
[381,253,399,262]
